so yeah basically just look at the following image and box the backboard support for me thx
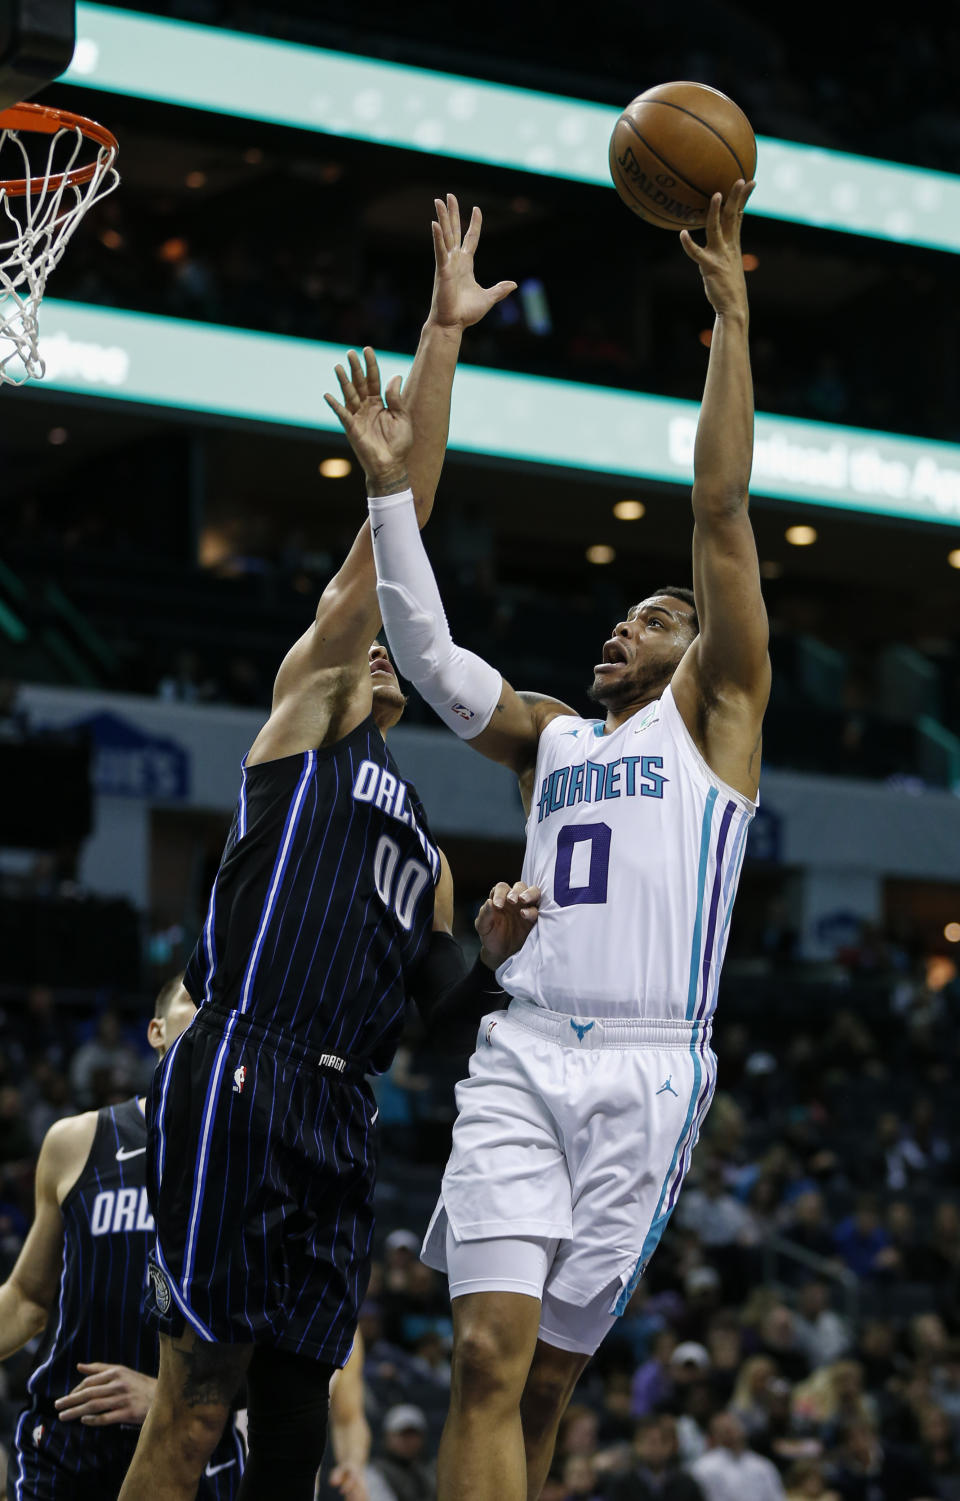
[0,0,76,111]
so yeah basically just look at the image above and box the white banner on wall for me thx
[19,684,960,883]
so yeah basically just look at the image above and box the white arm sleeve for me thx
[368,489,502,739]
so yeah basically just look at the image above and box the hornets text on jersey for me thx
[497,685,756,1019]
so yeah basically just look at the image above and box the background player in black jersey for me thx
[118,199,535,1501]
[0,976,243,1501]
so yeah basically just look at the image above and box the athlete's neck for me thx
[602,690,662,735]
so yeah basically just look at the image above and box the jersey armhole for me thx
[535,713,592,755]
[661,685,758,815]
[58,1110,108,1212]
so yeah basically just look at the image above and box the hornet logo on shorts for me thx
[570,1020,595,1044]
[148,1262,172,1316]
[233,1065,247,1095]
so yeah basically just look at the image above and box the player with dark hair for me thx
[117,199,537,1501]
[0,978,243,1500]
[330,181,769,1501]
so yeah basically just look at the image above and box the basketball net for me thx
[0,107,119,384]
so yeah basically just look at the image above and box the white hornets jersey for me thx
[497,685,756,1021]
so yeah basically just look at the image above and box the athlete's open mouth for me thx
[596,638,629,671]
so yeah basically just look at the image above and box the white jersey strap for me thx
[368,489,502,740]
[660,685,758,813]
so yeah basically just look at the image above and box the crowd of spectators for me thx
[347,937,960,1501]
[2,930,960,1499]
[7,482,960,790]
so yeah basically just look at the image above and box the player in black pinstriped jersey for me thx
[0,977,243,1500]
[118,199,532,1501]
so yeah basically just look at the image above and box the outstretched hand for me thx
[680,178,755,317]
[323,347,413,492]
[475,880,541,968]
[429,193,517,331]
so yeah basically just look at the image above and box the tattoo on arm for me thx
[172,1343,250,1410]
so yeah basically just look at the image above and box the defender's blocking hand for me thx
[429,193,517,332]
[680,178,755,318]
[323,347,413,492]
[476,881,541,968]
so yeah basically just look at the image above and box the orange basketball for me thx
[609,81,757,230]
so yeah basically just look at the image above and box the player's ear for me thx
[147,1016,165,1054]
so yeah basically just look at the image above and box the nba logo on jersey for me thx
[32,1423,44,1448]
[233,1065,246,1095]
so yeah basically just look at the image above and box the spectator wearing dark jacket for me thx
[832,1198,893,1280]
[368,1405,436,1501]
[828,1418,934,1501]
[605,1416,705,1501]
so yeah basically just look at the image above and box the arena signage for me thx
[25,299,960,527]
[67,3,960,255]
[72,710,191,800]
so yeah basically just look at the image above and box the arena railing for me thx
[761,1235,860,1327]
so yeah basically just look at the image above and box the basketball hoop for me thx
[0,102,119,385]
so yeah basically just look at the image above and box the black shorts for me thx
[9,1407,244,1499]
[145,1004,378,1367]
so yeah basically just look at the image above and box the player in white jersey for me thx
[326,182,769,1501]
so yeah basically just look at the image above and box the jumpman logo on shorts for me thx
[656,1075,679,1097]
[570,1019,594,1043]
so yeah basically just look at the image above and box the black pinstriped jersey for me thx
[13,1099,244,1497]
[184,716,440,1069]
[26,1097,157,1406]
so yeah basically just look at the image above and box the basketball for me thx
[609,81,757,230]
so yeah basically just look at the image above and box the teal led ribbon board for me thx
[65,4,960,255]
[24,299,960,526]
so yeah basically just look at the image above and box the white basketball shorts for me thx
[422,998,716,1355]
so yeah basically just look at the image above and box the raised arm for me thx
[326,355,573,783]
[253,199,517,761]
[299,198,517,665]
[670,180,771,799]
[403,194,517,508]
